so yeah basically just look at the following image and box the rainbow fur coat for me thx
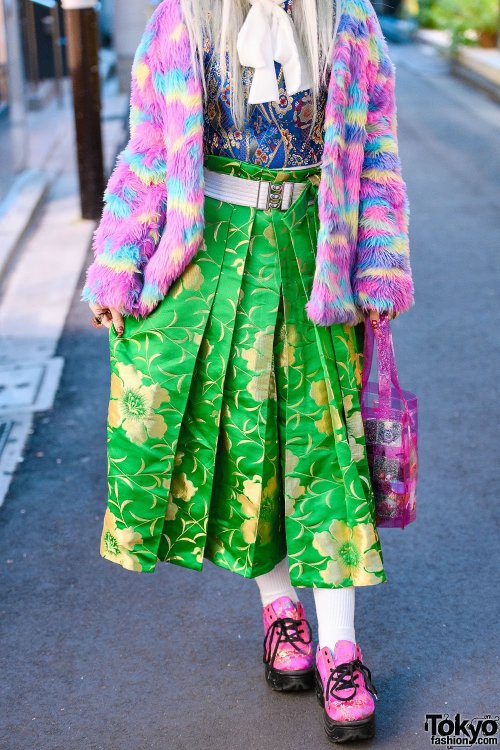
[81,0,414,326]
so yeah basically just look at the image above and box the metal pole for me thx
[23,0,39,99]
[50,4,64,106]
[61,0,104,220]
[3,0,29,172]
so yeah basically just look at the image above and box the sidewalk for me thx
[0,76,128,506]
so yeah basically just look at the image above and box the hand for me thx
[367,309,399,330]
[89,303,124,336]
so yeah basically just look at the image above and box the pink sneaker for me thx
[262,596,314,692]
[315,640,378,743]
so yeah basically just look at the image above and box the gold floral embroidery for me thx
[108,363,169,445]
[285,450,299,474]
[346,411,364,439]
[243,477,261,504]
[285,476,305,516]
[242,327,274,372]
[182,263,204,290]
[232,257,245,276]
[257,519,273,545]
[165,500,178,521]
[171,262,204,298]
[241,516,258,543]
[170,472,197,501]
[263,475,278,500]
[237,475,264,542]
[268,368,277,400]
[279,321,297,367]
[344,327,363,385]
[100,509,143,572]
[313,520,383,586]
[287,323,298,346]
[247,372,270,401]
[287,476,304,500]
[310,379,328,406]
[200,337,214,360]
[348,436,365,463]
[314,410,333,435]
[221,427,232,451]
[343,394,353,413]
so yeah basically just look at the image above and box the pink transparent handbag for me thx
[360,313,418,529]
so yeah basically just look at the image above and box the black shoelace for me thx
[263,616,313,668]
[326,659,378,702]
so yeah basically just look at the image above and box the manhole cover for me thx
[0,365,44,410]
[0,414,33,508]
[0,358,64,414]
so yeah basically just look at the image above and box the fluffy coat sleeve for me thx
[352,18,414,315]
[80,11,168,314]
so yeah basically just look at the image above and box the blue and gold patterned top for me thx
[202,0,327,169]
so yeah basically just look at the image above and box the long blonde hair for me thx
[179,0,342,130]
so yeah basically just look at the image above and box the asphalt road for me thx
[1,42,499,750]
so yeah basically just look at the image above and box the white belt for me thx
[203,167,310,211]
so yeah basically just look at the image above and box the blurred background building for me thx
[0,0,155,203]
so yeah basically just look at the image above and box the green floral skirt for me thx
[100,154,386,589]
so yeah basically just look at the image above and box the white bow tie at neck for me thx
[236,0,313,105]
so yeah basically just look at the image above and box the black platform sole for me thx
[315,669,375,743]
[264,663,315,692]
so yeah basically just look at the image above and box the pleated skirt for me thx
[100,154,386,589]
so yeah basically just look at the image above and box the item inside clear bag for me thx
[362,383,418,529]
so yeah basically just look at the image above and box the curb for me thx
[0,170,50,286]
[415,28,500,102]
[451,49,500,103]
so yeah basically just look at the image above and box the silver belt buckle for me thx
[266,181,285,210]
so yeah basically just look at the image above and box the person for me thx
[82,0,414,743]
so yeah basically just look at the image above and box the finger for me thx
[89,304,112,330]
[89,303,106,317]
[110,308,124,336]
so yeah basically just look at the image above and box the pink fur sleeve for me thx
[352,25,414,316]
[80,9,168,314]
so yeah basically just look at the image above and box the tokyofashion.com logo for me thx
[424,714,499,746]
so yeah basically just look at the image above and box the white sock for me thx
[313,586,356,650]
[254,557,299,607]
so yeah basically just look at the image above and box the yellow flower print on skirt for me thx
[108,363,170,444]
[101,508,143,572]
[100,155,386,588]
[313,520,384,586]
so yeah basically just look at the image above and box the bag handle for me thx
[361,313,404,408]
